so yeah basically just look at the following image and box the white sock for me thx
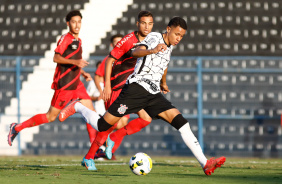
[74,102,100,131]
[179,123,208,168]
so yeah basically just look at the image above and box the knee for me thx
[170,114,187,130]
[138,111,152,122]
[45,113,55,122]
[97,117,113,132]
[142,116,152,122]
[116,118,128,129]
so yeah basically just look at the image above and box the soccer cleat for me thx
[82,157,97,171]
[81,160,85,167]
[7,123,19,146]
[203,156,226,176]
[59,100,79,122]
[105,135,115,160]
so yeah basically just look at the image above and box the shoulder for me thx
[57,33,72,45]
[143,32,162,46]
[115,32,137,49]
[146,32,162,39]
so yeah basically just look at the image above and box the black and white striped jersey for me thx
[128,32,173,94]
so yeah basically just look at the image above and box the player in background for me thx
[7,10,98,146]
[59,17,226,175]
[59,11,154,170]
[86,61,106,116]
[86,34,124,160]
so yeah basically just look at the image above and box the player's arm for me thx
[103,56,116,102]
[131,44,167,58]
[81,69,92,81]
[94,74,104,95]
[53,53,89,68]
[160,68,170,94]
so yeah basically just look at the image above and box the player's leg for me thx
[84,123,117,160]
[60,83,148,132]
[60,99,121,131]
[105,116,129,159]
[80,99,98,143]
[106,110,152,158]
[77,82,99,143]
[158,108,225,175]
[158,108,208,166]
[8,106,60,146]
[81,123,118,170]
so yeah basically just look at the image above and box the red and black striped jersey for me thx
[109,31,140,91]
[52,33,82,90]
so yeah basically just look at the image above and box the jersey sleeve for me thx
[109,35,134,60]
[95,57,107,77]
[54,34,71,55]
[138,33,160,50]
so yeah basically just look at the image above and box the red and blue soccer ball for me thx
[129,152,153,175]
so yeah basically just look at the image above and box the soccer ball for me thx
[129,152,152,175]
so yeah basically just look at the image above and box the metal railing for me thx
[1,55,282,154]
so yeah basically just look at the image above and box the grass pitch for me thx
[0,156,281,184]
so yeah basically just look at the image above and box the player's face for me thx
[137,16,154,37]
[111,37,122,47]
[67,15,82,35]
[166,25,186,46]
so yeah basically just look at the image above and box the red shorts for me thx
[105,89,130,119]
[51,81,91,109]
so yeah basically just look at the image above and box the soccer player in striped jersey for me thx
[8,10,97,147]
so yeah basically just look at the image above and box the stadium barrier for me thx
[0,56,281,155]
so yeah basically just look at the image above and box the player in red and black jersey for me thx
[77,11,154,170]
[8,10,97,146]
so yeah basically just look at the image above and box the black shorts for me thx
[107,83,176,119]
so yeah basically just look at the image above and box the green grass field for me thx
[0,156,281,184]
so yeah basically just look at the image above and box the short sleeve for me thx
[54,34,71,55]
[95,57,107,77]
[110,33,134,60]
[138,33,160,50]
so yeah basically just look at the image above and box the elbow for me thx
[131,51,139,58]
[53,55,59,63]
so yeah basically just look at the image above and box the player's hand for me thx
[82,72,92,81]
[102,85,112,102]
[160,83,170,94]
[97,94,103,101]
[75,59,89,68]
[151,43,167,54]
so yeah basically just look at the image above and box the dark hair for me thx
[96,61,102,68]
[168,17,187,30]
[137,10,153,21]
[110,34,124,44]
[65,10,82,22]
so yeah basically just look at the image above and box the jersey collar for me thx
[162,33,170,47]
[134,31,140,42]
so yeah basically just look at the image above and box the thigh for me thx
[51,90,75,109]
[107,83,148,117]
[157,108,181,123]
[76,81,91,100]
[115,116,129,129]
[136,109,152,122]
[144,93,176,119]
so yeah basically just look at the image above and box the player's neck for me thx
[137,32,146,42]
[162,33,170,46]
[69,31,79,39]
